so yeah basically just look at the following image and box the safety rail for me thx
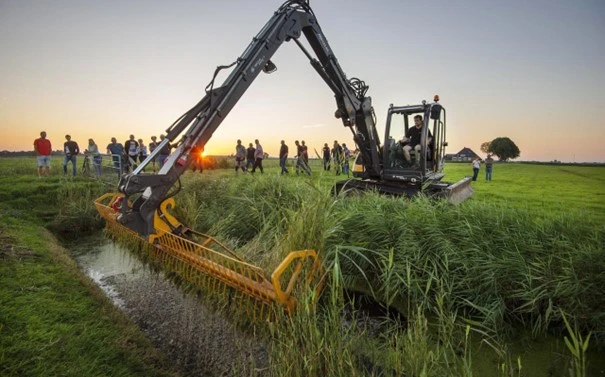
[95,193,323,320]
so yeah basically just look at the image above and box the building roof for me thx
[455,147,480,158]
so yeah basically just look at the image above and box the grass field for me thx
[1,156,604,377]
[0,158,177,377]
[189,157,605,222]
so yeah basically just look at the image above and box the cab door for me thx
[428,105,446,174]
[383,110,408,169]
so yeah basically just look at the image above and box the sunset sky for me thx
[1,0,604,162]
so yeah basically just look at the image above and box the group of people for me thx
[472,155,495,182]
[33,130,497,183]
[106,134,173,174]
[229,139,353,176]
[321,141,352,175]
[233,139,265,174]
[32,131,173,177]
[34,132,87,177]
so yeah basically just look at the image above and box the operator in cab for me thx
[400,115,432,168]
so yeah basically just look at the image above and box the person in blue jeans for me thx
[485,154,494,182]
[63,134,80,176]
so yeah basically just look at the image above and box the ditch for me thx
[65,233,605,377]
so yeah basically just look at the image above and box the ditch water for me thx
[67,234,604,377]
[67,234,268,377]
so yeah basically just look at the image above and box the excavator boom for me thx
[117,0,381,238]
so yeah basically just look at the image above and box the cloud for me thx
[302,124,324,129]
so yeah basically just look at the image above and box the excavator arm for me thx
[117,0,382,238]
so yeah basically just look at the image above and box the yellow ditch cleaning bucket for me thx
[95,193,323,320]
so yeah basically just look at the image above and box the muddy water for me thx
[68,234,268,377]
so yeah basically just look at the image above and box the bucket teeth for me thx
[94,193,323,321]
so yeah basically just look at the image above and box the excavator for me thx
[95,0,472,319]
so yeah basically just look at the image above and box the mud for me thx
[69,235,268,377]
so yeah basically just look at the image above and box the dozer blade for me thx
[440,176,473,205]
[333,176,474,204]
[94,193,324,321]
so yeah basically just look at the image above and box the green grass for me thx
[2,156,604,377]
[0,158,177,377]
[444,162,605,223]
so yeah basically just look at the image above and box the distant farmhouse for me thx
[445,147,481,162]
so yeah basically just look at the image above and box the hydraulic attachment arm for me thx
[117,0,382,238]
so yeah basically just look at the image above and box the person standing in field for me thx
[472,157,481,182]
[137,138,148,165]
[33,131,52,177]
[235,139,247,174]
[149,136,159,172]
[322,143,331,171]
[124,135,139,172]
[279,140,289,175]
[246,142,256,171]
[157,134,172,169]
[63,134,80,177]
[251,139,264,174]
[342,143,351,175]
[485,154,494,182]
[301,140,310,170]
[332,140,343,175]
[106,137,125,175]
[86,138,102,177]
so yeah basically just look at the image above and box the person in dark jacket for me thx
[279,140,289,175]
[63,134,80,176]
[246,143,256,171]
[322,143,331,171]
[157,134,172,169]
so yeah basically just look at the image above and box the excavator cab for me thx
[347,97,472,203]
[382,98,446,184]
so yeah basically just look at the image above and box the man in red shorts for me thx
[33,131,52,177]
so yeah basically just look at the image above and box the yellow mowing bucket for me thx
[95,193,323,320]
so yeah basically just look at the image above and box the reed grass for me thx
[173,172,604,376]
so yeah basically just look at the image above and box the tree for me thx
[488,137,520,161]
[480,141,491,154]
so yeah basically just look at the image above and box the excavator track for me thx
[333,176,473,204]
